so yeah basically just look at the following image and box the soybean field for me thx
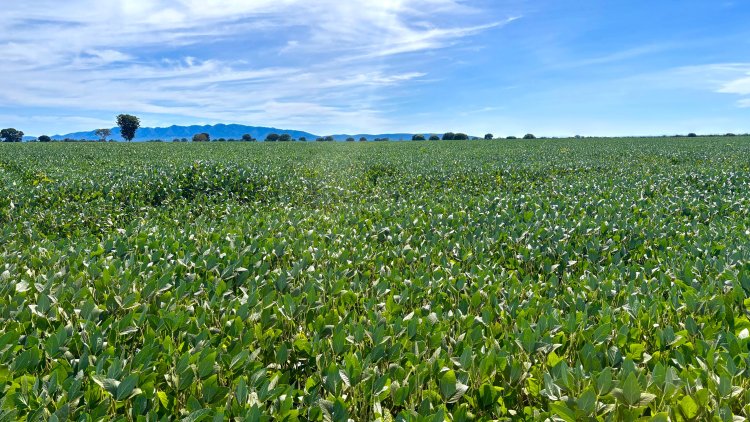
[1,137,750,421]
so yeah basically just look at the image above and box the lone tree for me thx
[484,133,494,140]
[265,133,280,142]
[412,134,426,141]
[324,136,334,142]
[359,137,367,142]
[523,133,536,139]
[116,114,140,142]
[192,133,210,142]
[687,133,698,138]
[429,135,440,141]
[38,135,52,143]
[279,134,292,142]
[442,132,455,141]
[346,137,355,142]
[1,128,24,142]
[298,137,307,142]
[454,133,469,140]
[95,128,111,142]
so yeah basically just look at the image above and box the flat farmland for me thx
[1,138,750,421]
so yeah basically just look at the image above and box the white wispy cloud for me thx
[611,63,750,108]
[675,63,750,107]
[0,0,515,133]
[570,43,676,68]
[718,74,750,96]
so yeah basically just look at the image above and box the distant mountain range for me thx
[48,124,316,142]
[40,124,431,142]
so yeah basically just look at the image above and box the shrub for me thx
[192,133,210,142]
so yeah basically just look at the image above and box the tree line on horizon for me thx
[2,114,748,143]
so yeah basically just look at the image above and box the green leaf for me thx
[181,409,212,422]
[332,398,349,422]
[198,354,216,379]
[678,395,700,420]
[236,377,248,405]
[637,392,656,407]
[440,369,457,400]
[596,368,613,395]
[520,327,537,354]
[549,402,576,422]
[439,368,468,403]
[229,350,249,370]
[649,413,669,422]
[157,390,169,408]
[12,348,41,373]
[478,383,499,409]
[92,375,120,397]
[116,374,138,401]
[448,383,469,404]
[622,372,641,406]
[577,387,597,415]
[547,351,564,368]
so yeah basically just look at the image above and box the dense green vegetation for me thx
[1,137,750,421]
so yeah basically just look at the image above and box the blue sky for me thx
[1,0,749,137]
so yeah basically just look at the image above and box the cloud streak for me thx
[676,63,750,107]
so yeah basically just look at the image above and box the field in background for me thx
[1,137,750,420]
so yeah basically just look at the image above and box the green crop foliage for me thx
[1,137,750,421]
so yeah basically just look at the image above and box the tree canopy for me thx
[192,133,210,142]
[95,128,111,142]
[0,128,24,142]
[116,114,140,142]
